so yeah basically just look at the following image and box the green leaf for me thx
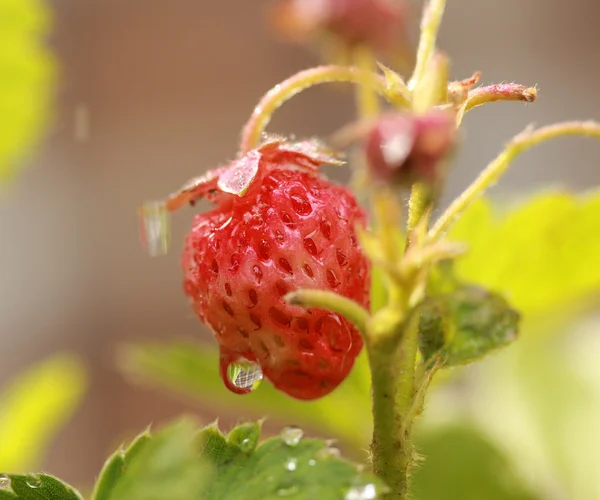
[448,190,600,318]
[419,285,520,365]
[197,422,386,499]
[412,426,539,500]
[93,419,207,500]
[119,341,372,451]
[0,473,83,500]
[0,355,87,471]
[0,0,54,182]
[91,430,151,500]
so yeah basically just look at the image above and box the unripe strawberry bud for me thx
[364,110,456,186]
[272,0,408,52]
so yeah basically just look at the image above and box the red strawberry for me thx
[171,139,369,400]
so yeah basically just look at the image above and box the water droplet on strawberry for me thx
[139,202,170,256]
[220,354,263,395]
[280,426,303,446]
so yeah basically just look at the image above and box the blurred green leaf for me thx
[119,341,372,451]
[92,430,151,500]
[96,419,207,500]
[197,422,386,499]
[467,322,600,500]
[419,285,520,365]
[0,473,82,500]
[0,355,87,471]
[0,0,54,182]
[412,426,539,500]
[448,190,600,318]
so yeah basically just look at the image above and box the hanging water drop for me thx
[280,426,303,447]
[0,474,10,489]
[139,201,171,256]
[227,360,263,392]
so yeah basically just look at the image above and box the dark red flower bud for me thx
[365,110,456,185]
[272,0,408,52]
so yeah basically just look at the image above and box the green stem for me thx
[353,45,380,118]
[285,290,370,337]
[369,313,420,500]
[408,0,447,91]
[429,120,600,240]
[239,65,388,154]
[406,182,431,248]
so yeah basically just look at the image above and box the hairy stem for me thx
[239,66,387,153]
[429,120,600,239]
[465,84,537,112]
[285,290,370,336]
[353,46,380,117]
[408,0,447,91]
[369,313,420,500]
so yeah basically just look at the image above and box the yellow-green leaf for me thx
[448,190,600,318]
[0,355,87,471]
[0,0,54,182]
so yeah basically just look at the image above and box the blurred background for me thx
[1,0,600,498]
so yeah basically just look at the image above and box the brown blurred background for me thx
[1,0,600,488]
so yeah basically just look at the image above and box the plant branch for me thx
[429,120,600,239]
[408,0,447,91]
[239,66,388,154]
[465,83,537,112]
[353,46,380,117]
[285,290,370,337]
[369,312,421,500]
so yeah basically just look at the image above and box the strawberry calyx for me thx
[164,137,344,212]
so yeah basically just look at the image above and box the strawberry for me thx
[171,139,369,400]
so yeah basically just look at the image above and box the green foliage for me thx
[3,419,383,500]
[419,285,520,365]
[448,190,600,318]
[411,426,539,500]
[119,341,372,450]
[196,422,386,499]
[0,355,87,471]
[0,474,82,500]
[0,0,54,182]
[94,420,207,500]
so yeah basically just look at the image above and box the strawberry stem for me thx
[465,83,537,113]
[408,0,447,92]
[239,66,389,154]
[285,290,370,337]
[368,311,421,500]
[352,46,380,118]
[429,120,600,240]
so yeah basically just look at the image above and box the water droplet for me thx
[280,426,303,447]
[0,474,11,489]
[26,475,41,489]
[139,202,170,256]
[220,354,263,395]
[240,438,253,452]
[344,483,379,500]
[277,485,300,497]
[285,457,298,471]
[316,446,341,459]
[227,361,263,392]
